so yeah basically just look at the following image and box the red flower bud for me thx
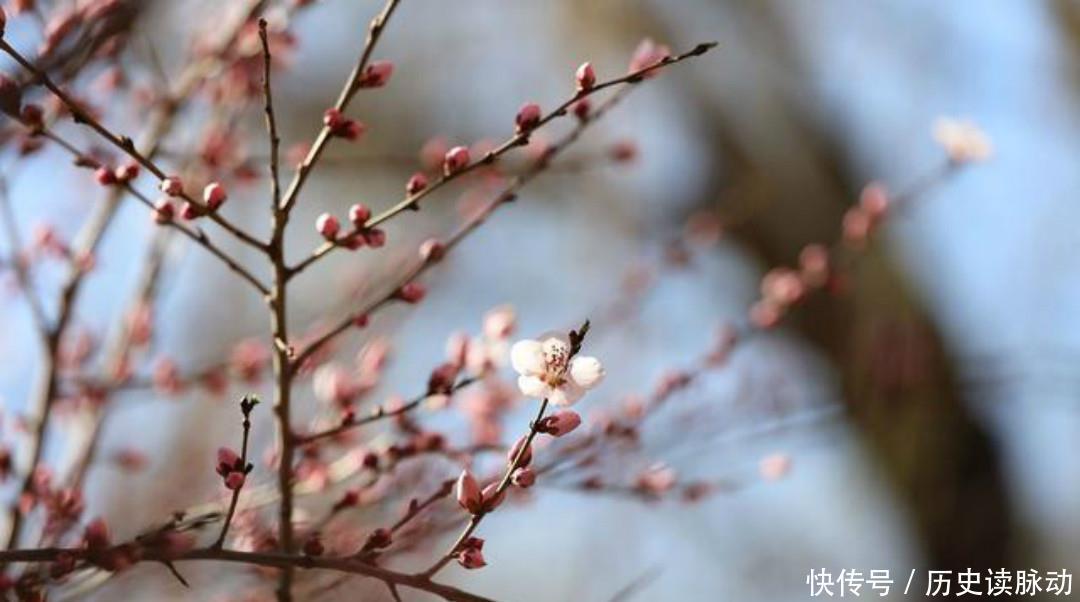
[203,182,227,210]
[359,60,394,88]
[406,172,428,195]
[153,198,174,224]
[443,146,470,175]
[397,282,425,304]
[348,203,371,227]
[419,238,445,262]
[159,175,184,197]
[316,213,340,240]
[95,166,116,186]
[515,102,542,134]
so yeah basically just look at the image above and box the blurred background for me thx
[1,0,1078,600]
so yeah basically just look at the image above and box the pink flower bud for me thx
[628,38,672,76]
[457,544,486,569]
[323,107,345,130]
[363,228,386,247]
[427,362,458,395]
[455,469,482,513]
[859,182,890,222]
[507,435,533,467]
[397,282,425,304]
[216,447,240,473]
[316,213,340,240]
[95,166,116,186]
[83,518,111,550]
[515,102,542,134]
[225,472,246,490]
[419,238,445,262]
[575,62,596,91]
[348,203,370,227]
[359,60,394,88]
[180,202,200,221]
[538,409,581,437]
[153,198,174,224]
[353,314,369,328]
[203,182,227,210]
[573,98,591,121]
[481,482,505,511]
[759,453,792,481]
[406,172,428,195]
[443,146,470,175]
[483,305,516,339]
[511,467,535,488]
[749,299,782,329]
[341,120,366,141]
[842,207,872,248]
[114,163,139,183]
[159,175,184,197]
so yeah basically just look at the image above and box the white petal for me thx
[517,375,549,399]
[510,339,545,376]
[569,356,605,389]
[549,381,584,406]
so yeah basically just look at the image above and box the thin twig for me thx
[278,0,402,214]
[213,396,259,548]
[287,41,719,278]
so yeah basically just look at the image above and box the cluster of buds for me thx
[454,469,504,515]
[506,435,536,488]
[749,242,839,329]
[95,162,139,186]
[842,182,890,249]
[215,447,252,490]
[323,108,365,140]
[314,202,386,249]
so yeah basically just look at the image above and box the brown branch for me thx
[0,546,493,602]
[26,127,270,294]
[297,377,479,446]
[292,85,637,369]
[287,41,718,278]
[278,0,402,215]
[258,19,283,212]
[2,0,272,551]
[423,397,551,577]
[213,396,259,548]
[0,40,267,253]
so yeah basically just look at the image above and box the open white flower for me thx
[510,332,604,405]
[932,117,993,163]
